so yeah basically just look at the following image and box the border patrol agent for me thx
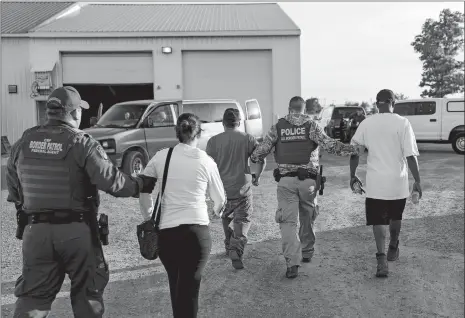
[250,96,359,278]
[6,86,156,318]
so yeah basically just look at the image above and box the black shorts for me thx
[365,198,407,226]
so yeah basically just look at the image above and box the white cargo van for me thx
[394,98,464,154]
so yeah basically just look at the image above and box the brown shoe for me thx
[387,240,399,261]
[375,253,388,277]
[285,265,298,279]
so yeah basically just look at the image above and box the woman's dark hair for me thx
[176,113,202,143]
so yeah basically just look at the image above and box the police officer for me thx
[6,86,156,318]
[250,96,359,279]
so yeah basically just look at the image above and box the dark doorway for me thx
[65,84,154,129]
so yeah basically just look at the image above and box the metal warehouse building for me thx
[1,1,301,143]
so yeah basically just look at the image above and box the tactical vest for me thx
[17,124,92,213]
[274,119,317,165]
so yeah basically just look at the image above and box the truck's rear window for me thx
[331,107,362,119]
[183,102,238,123]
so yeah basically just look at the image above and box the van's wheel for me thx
[123,151,147,175]
[452,132,465,155]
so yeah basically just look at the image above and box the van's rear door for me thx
[244,99,263,141]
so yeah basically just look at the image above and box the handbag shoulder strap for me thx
[151,147,174,222]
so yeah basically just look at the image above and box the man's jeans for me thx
[222,195,252,258]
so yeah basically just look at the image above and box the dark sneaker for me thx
[302,257,312,263]
[387,240,399,261]
[375,253,388,278]
[229,250,244,270]
[285,265,298,279]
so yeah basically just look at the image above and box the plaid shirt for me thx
[250,113,359,174]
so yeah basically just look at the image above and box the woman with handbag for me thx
[139,112,226,318]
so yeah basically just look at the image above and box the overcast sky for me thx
[278,2,465,105]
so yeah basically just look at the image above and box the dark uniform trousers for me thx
[13,220,109,318]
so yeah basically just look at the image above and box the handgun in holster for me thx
[15,204,28,240]
[98,214,109,246]
[86,196,109,271]
[273,168,281,182]
[316,165,327,195]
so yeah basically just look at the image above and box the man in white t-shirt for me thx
[349,89,422,278]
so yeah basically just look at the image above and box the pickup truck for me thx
[84,98,263,174]
[393,98,464,155]
[316,105,366,142]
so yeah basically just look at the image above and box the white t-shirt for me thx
[351,113,419,200]
[139,143,226,230]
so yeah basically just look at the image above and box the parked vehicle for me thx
[393,97,464,154]
[316,105,366,142]
[84,99,263,174]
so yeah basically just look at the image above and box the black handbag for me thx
[136,147,173,260]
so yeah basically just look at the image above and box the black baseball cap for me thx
[46,86,89,112]
[376,89,395,103]
[223,108,241,124]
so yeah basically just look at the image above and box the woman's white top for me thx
[139,143,226,230]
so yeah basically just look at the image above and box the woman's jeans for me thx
[158,224,212,318]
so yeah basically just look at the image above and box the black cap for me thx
[376,89,395,103]
[223,108,241,124]
[46,86,89,112]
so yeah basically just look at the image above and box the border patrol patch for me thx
[96,145,108,160]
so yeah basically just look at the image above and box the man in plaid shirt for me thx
[250,96,359,278]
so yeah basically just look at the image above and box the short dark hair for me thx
[289,96,305,112]
[376,89,395,104]
[175,113,202,143]
[223,108,241,128]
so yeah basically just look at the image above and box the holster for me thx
[316,165,326,195]
[15,204,28,240]
[297,168,307,181]
[86,196,109,272]
[273,168,281,182]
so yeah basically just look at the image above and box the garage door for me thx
[182,50,273,133]
[62,52,153,84]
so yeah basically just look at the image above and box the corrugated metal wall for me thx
[1,38,35,143]
[3,35,301,143]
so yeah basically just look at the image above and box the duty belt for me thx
[280,170,318,180]
[28,211,87,225]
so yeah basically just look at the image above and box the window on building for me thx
[36,101,47,125]
[394,101,436,116]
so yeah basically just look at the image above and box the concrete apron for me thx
[1,156,8,190]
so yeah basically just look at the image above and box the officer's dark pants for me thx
[221,195,252,257]
[275,177,319,267]
[13,222,109,318]
[158,224,211,318]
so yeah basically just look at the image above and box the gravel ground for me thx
[1,144,464,317]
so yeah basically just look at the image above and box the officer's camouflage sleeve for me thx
[74,134,142,197]
[247,134,259,157]
[250,125,277,163]
[6,139,23,205]
[309,121,359,156]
